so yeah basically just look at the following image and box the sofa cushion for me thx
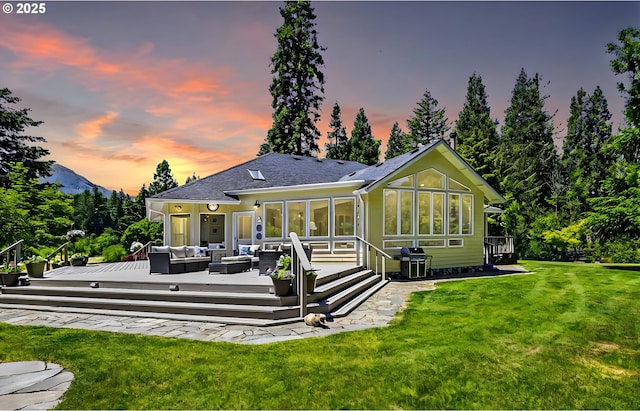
[152,246,170,254]
[194,246,208,257]
[170,246,187,258]
[185,246,197,258]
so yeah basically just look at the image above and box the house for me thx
[146,139,506,272]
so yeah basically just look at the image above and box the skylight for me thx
[248,169,265,180]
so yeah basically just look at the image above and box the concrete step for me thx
[308,274,383,314]
[2,286,296,307]
[331,280,389,317]
[0,303,300,326]
[0,294,299,320]
[309,269,375,302]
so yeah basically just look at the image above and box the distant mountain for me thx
[39,164,113,197]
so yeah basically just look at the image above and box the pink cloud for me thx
[76,111,119,140]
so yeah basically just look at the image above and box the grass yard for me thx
[1,261,639,409]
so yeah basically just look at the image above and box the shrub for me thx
[102,244,127,263]
[121,219,163,248]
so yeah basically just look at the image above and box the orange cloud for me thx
[76,111,119,140]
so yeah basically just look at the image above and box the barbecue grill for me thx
[398,247,432,279]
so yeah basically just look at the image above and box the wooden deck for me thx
[38,260,359,287]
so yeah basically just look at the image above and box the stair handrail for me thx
[45,242,70,270]
[130,241,154,261]
[289,232,314,318]
[0,239,24,267]
[355,236,392,282]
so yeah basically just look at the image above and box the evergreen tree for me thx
[589,27,640,243]
[384,122,408,160]
[265,0,326,157]
[257,143,272,156]
[185,172,199,184]
[73,187,109,235]
[499,69,557,211]
[608,27,640,128]
[348,108,381,166]
[324,102,350,160]
[0,88,53,188]
[406,88,449,148]
[561,87,613,220]
[498,69,558,257]
[454,74,500,189]
[148,160,178,195]
[132,184,149,221]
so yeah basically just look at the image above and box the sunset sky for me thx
[1,1,637,195]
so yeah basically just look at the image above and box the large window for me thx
[449,194,473,235]
[171,215,190,246]
[383,168,474,247]
[287,201,306,236]
[418,192,444,235]
[309,199,329,237]
[265,202,283,238]
[384,190,414,235]
[334,198,355,236]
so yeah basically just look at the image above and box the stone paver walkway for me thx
[0,361,73,410]
[0,281,435,345]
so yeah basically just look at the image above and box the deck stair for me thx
[0,264,387,326]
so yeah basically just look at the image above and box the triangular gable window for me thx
[248,169,265,181]
[449,178,470,191]
[388,175,414,187]
[417,169,445,189]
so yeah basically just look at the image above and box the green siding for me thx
[366,149,488,270]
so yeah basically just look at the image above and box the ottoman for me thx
[209,256,252,274]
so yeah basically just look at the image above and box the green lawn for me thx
[1,261,639,409]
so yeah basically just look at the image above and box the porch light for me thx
[254,200,261,208]
[174,205,182,211]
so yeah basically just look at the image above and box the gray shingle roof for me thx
[339,140,439,184]
[151,153,369,201]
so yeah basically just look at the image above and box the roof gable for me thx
[343,139,504,203]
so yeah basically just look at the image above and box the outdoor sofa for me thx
[149,245,210,274]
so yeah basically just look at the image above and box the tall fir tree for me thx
[348,108,381,166]
[561,87,613,220]
[454,74,500,189]
[324,102,350,160]
[384,122,408,160]
[148,160,178,195]
[406,88,449,148]
[499,69,557,210]
[498,69,558,256]
[0,88,53,188]
[264,0,326,157]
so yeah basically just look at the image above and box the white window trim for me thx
[448,238,464,247]
[418,239,446,248]
[417,191,447,237]
[383,189,414,237]
[308,198,331,239]
[263,201,284,240]
[383,239,415,249]
[333,240,356,251]
[332,197,356,238]
[447,193,474,236]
